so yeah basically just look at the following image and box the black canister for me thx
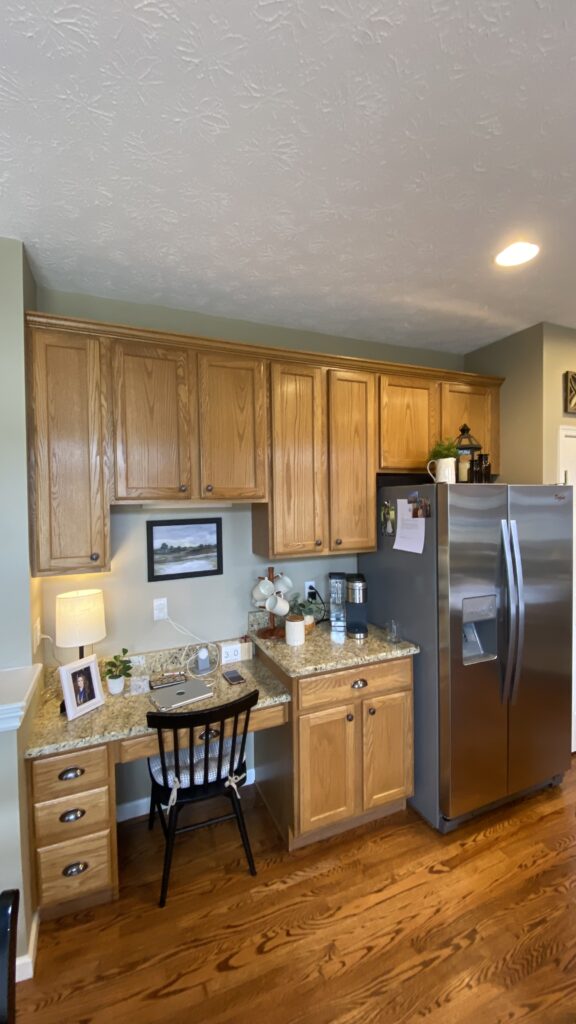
[345,574,368,639]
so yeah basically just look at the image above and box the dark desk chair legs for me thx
[0,889,19,1024]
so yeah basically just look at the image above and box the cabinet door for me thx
[198,353,267,499]
[380,375,440,471]
[112,340,193,500]
[362,691,413,810]
[28,328,109,574]
[328,369,377,552]
[268,362,328,555]
[441,381,500,474]
[299,704,356,833]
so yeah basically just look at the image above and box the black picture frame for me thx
[146,518,223,582]
[564,371,576,415]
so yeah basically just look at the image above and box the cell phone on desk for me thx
[222,669,245,685]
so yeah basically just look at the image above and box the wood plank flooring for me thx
[17,765,576,1023]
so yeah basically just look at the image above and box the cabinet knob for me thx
[335,538,342,546]
[58,766,85,782]
[315,539,322,547]
[90,552,100,562]
[62,861,89,878]
[179,484,188,492]
[346,713,354,722]
[205,484,214,493]
[368,707,376,716]
[351,678,367,690]
[59,808,86,824]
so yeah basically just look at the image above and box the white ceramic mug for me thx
[252,577,275,601]
[273,573,293,595]
[426,457,456,484]
[285,615,305,646]
[265,593,290,616]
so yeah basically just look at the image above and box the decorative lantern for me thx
[454,424,482,483]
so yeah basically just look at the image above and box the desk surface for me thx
[25,659,291,760]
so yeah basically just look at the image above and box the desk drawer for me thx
[34,786,110,847]
[32,746,109,801]
[298,659,412,711]
[37,829,112,907]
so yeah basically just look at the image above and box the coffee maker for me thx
[345,573,368,640]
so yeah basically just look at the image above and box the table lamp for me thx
[55,589,106,658]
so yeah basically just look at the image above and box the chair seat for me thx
[149,737,241,790]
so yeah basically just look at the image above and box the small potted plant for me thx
[103,648,132,696]
[427,438,458,483]
[289,593,317,634]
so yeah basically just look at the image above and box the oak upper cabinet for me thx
[328,368,377,552]
[27,326,109,575]
[379,375,440,472]
[198,352,267,500]
[111,339,195,501]
[440,380,501,474]
[254,362,328,555]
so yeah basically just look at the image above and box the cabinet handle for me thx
[368,707,376,716]
[179,484,188,492]
[346,713,354,722]
[59,808,86,824]
[62,861,89,878]
[199,727,220,741]
[90,552,100,562]
[335,538,342,546]
[315,539,322,546]
[205,484,214,493]
[58,766,85,782]
[351,679,367,689]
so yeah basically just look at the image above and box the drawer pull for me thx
[59,808,86,824]
[199,727,220,741]
[368,707,376,716]
[62,861,89,877]
[346,713,354,722]
[351,678,368,690]
[58,766,85,782]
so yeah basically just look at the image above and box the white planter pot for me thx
[107,676,125,696]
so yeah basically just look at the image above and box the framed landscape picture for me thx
[146,518,223,582]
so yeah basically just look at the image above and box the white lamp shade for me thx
[55,589,106,649]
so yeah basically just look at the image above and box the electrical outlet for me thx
[304,580,317,600]
[153,597,168,621]
[33,617,41,650]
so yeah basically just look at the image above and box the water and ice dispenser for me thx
[461,595,497,665]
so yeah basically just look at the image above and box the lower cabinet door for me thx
[298,704,356,833]
[362,692,414,810]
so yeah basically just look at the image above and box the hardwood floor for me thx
[17,765,576,1023]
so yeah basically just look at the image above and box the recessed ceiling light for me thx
[495,241,540,267]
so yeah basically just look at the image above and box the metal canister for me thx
[346,574,367,604]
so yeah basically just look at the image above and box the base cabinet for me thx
[298,704,356,832]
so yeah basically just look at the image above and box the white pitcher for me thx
[426,457,456,484]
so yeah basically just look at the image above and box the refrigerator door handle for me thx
[500,518,517,703]
[509,519,526,704]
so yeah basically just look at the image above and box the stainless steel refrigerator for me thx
[359,483,573,832]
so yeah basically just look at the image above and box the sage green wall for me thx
[34,285,465,372]
[0,238,33,668]
[465,324,544,483]
[542,323,576,483]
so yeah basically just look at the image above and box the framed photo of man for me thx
[59,654,105,720]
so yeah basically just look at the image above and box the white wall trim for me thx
[116,769,256,822]
[16,910,39,982]
[0,663,42,733]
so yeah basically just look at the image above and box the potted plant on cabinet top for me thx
[289,594,319,634]
[427,438,458,484]
[103,648,132,696]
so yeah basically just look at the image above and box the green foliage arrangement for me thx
[428,438,458,460]
[289,593,316,617]
[103,648,132,679]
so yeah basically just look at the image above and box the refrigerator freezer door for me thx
[439,484,509,820]
[507,486,572,793]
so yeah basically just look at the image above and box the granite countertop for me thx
[252,621,419,679]
[25,658,290,759]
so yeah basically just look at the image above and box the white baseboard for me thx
[16,909,39,982]
[116,769,256,823]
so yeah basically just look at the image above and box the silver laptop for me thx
[149,677,212,711]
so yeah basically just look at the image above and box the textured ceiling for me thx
[2,1,576,354]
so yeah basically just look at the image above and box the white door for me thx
[557,427,576,750]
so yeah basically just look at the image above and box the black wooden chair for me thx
[0,889,19,1024]
[146,690,259,907]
